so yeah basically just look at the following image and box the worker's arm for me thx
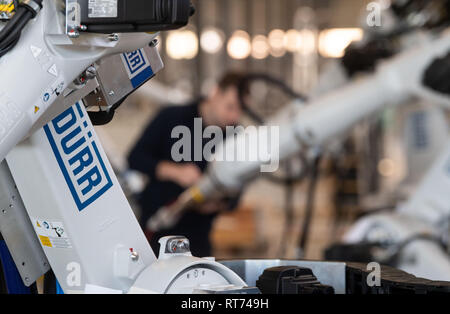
[128,108,202,187]
[195,192,243,215]
[156,161,202,188]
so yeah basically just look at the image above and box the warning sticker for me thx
[33,219,72,249]
[29,76,65,124]
[88,0,118,18]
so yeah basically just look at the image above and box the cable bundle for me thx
[0,0,42,57]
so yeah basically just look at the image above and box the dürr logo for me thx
[44,103,113,211]
[121,49,154,89]
[122,50,147,75]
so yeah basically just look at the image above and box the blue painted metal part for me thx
[56,279,64,294]
[0,240,31,294]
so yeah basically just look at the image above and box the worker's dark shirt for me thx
[128,100,238,257]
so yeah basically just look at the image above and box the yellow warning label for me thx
[39,235,52,247]
[34,106,40,114]
[33,218,72,249]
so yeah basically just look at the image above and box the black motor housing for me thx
[76,0,194,33]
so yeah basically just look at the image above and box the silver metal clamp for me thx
[20,0,42,17]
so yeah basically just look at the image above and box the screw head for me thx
[108,33,119,42]
[85,66,97,79]
[149,39,159,47]
[130,251,139,262]
[68,29,80,39]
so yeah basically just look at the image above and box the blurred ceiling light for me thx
[166,29,199,60]
[268,29,286,57]
[318,28,363,58]
[227,30,251,60]
[297,29,317,56]
[200,27,224,54]
[251,35,270,60]
[284,29,302,52]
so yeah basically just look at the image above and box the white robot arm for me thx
[148,29,450,233]
[0,0,251,294]
[0,0,192,162]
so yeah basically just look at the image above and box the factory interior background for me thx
[93,0,441,261]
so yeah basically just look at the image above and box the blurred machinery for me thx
[148,0,450,282]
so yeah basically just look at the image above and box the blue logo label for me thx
[44,103,113,211]
[121,49,154,88]
[123,50,147,75]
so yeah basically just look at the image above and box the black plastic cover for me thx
[77,0,194,33]
[256,266,335,295]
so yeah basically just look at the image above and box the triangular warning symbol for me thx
[36,221,41,228]
[34,106,40,114]
[48,64,58,77]
[30,45,42,58]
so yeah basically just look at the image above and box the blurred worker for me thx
[128,72,246,257]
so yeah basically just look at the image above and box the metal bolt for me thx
[108,91,115,97]
[149,38,159,47]
[68,29,80,39]
[108,33,119,42]
[85,66,97,79]
[130,251,139,262]
[79,25,88,31]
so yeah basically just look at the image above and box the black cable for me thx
[238,73,307,125]
[0,6,27,42]
[384,234,444,265]
[43,270,57,294]
[0,32,19,57]
[0,9,33,50]
[278,177,295,257]
[236,73,312,257]
[237,73,310,185]
[0,0,43,56]
[28,282,39,294]
[297,156,322,255]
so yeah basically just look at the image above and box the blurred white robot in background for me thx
[149,0,450,281]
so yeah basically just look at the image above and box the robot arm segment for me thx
[0,0,192,163]
[148,30,450,232]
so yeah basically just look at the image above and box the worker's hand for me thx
[195,200,228,215]
[175,164,202,188]
[157,161,202,188]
